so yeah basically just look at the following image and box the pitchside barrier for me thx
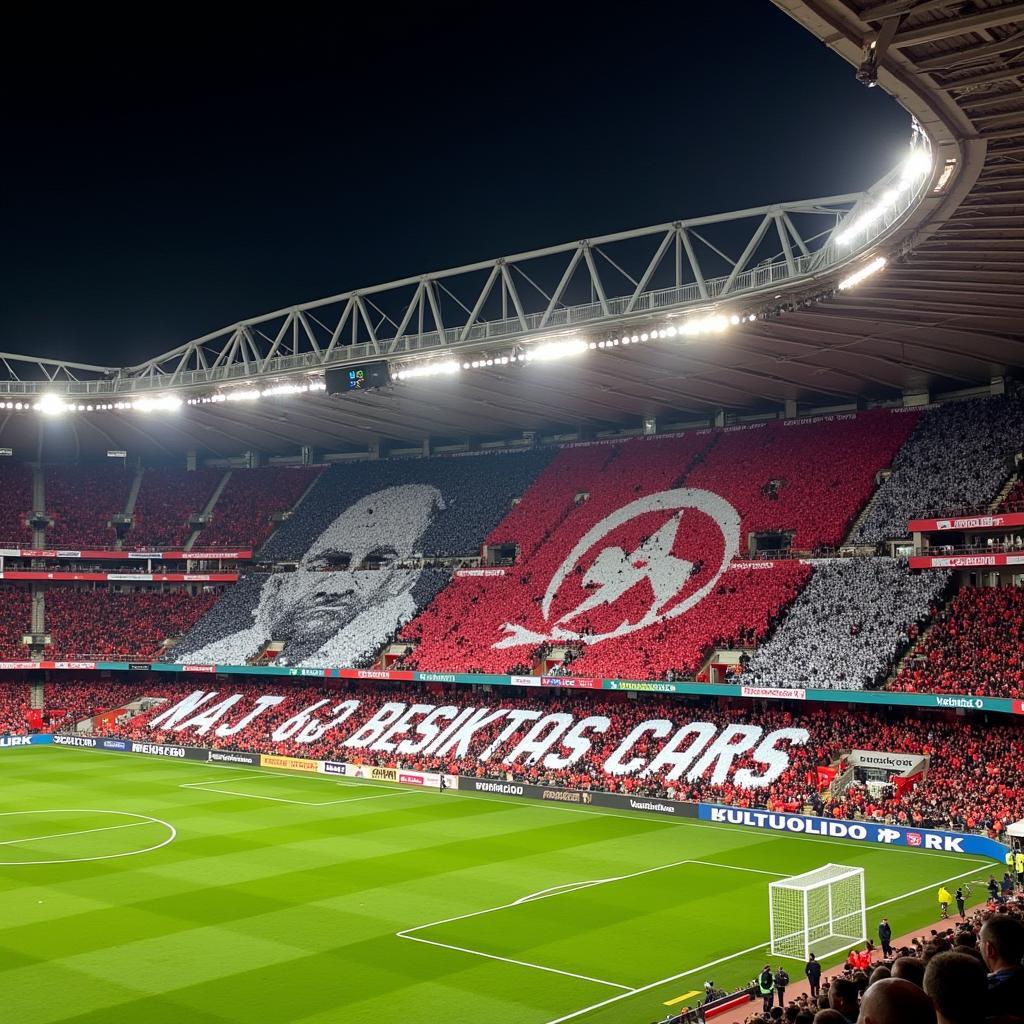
[6,734,1009,862]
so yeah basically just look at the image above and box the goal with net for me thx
[769,864,867,961]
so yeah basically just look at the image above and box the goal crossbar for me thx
[769,863,866,962]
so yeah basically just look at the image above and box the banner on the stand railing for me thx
[697,804,1007,861]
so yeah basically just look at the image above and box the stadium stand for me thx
[44,464,134,547]
[741,559,950,690]
[166,567,451,667]
[258,448,555,562]
[851,396,1024,544]
[0,461,32,542]
[41,681,144,730]
[200,465,323,549]
[0,681,31,734]
[129,467,224,547]
[101,682,1024,835]
[45,589,218,659]
[683,411,917,550]
[404,413,915,679]
[999,475,1024,513]
[890,585,1024,699]
[0,588,31,659]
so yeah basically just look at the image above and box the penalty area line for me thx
[399,933,636,993]
[537,862,993,1024]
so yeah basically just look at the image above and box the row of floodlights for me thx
[835,149,931,247]
[5,254,889,412]
[391,315,755,381]
[186,381,327,405]
[1,395,186,416]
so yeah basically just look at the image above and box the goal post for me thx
[769,864,866,962]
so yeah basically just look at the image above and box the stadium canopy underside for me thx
[0,0,1021,460]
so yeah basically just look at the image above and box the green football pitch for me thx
[0,746,993,1024]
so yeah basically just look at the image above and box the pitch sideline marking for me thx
[0,809,176,866]
[538,863,993,1024]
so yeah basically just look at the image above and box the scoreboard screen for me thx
[325,361,391,396]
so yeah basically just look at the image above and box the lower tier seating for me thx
[101,681,1023,836]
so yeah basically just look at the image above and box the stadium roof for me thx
[1,0,1021,460]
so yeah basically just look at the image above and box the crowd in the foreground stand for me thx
[97,682,1024,835]
[852,396,1024,545]
[45,589,218,659]
[729,896,1024,1024]
[891,586,1024,700]
[743,560,950,690]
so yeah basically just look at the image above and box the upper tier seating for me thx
[742,559,951,690]
[851,396,1024,543]
[103,681,1024,835]
[890,585,1024,699]
[0,462,32,543]
[130,467,224,548]
[258,449,555,562]
[0,589,31,659]
[405,412,917,679]
[45,588,218,659]
[44,464,134,547]
[200,466,323,550]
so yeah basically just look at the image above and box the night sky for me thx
[0,3,908,369]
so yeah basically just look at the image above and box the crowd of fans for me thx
[891,586,1024,700]
[851,396,1024,544]
[259,448,555,563]
[404,414,913,679]
[129,467,224,547]
[0,588,31,659]
[166,568,451,668]
[999,475,1024,514]
[0,681,31,732]
[97,681,1024,835]
[40,681,144,730]
[200,466,323,549]
[0,461,32,542]
[43,464,134,547]
[742,560,950,690]
[45,588,218,659]
[404,560,812,678]
[732,897,1024,1024]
